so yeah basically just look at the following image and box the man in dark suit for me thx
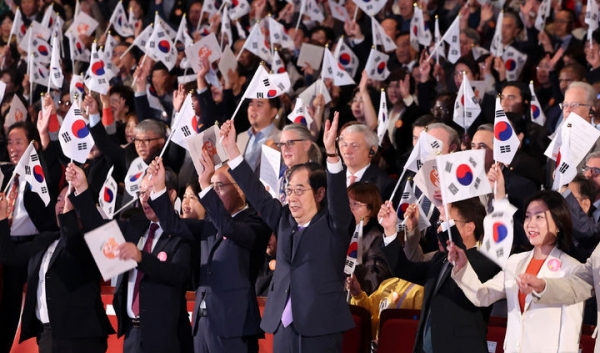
[339,123,394,200]
[0,121,59,353]
[378,197,500,353]
[66,165,192,353]
[219,112,355,352]
[144,154,271,353]
[0,186,114,353]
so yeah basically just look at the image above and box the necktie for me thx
[348,175,357,186]
[131,223,159,317]
[281,225,304,327]
[7,177,19,227]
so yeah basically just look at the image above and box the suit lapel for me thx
[47,238,65,269]
[291,225,305,262]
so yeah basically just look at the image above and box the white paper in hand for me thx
[84,220,137,281]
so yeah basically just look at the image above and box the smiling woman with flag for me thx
[447,189,583,353]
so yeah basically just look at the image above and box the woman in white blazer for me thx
[447,190,584,353]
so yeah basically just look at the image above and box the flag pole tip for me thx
[380,87,385,92]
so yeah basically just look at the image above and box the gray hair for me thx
[476,123,494,133]
[426,123,461,152]
[567,81,597,105]
[135,119,167,138]
[586,151,600,163]
[282,124,322,164]
[340,123,379,149]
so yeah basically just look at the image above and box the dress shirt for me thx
[245,124,276,171]
[36,239,60,323]
[346,165,369,187]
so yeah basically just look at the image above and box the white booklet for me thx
[84,220,137,281]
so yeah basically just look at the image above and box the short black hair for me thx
[524,190,573,252]
[451,197,486,241]
[7,120,38,143]
[287,162,327,206]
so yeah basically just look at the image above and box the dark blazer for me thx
[230,160,355,336]
[0,213,114,342]
[148,189,271,338]
[70,189,192,353]
[392,243,500,353]
[355,163,395,201]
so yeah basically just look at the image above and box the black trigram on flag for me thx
[495,110,505,118]
[31,154,39,162]
[24,166,31,175]
[417,160,423,169]
[496,248,504,258]
[401,192,409,199]
[157,31,165,38]
[256,92,264,98]
[149,42,156,48]
[345,259,355,269]
[41,186,48,194]
[77,142,87,151]
[500,145,511,153]
[74,109,82,116]
[448,183,459,195]
[130,185,139,192]
[182,126,191,137]
[61,132,71,143]
[98,79,107,84]
[445,162,453,173]
[53,72,61,79]
[277,82,285,90]
[262,79,270,86]
[431,141,440,149]
[559,162,569,173]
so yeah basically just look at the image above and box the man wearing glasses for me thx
[219,112,355,352]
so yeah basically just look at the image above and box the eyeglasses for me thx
[58,100,71,107]
[133,137,163,145]
[285,186,311,196]
[430,106,449,115]
[138,190,150,199]
[559,102,592,110]
[211,182,236,192]
[453,70,467,77]
[349,201,368,209]
[275,139,305,148]
[582,165,600,177]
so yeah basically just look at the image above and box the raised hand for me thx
[198,149,216,189]
[404,203,420,232]
[219,120,240,159]
[377,200,398,234]
[65,162,89,194]
[447,241,468,271]
[516,273,546,294]
[147,157,166,192]
[84,94,100,115]
[323,111,339,155]
[173,84,187,113]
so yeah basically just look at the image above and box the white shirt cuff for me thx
[135,92,146,97]
[383,233,397,246]
[150,187,167,200]
[199,186,213,198]
[89,113,101,127]
[326,160,343,173]
[228,155,244,169]
[403,95,414,107]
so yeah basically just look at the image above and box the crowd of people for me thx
[2,0,600,352]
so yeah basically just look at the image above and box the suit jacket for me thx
[352,163,394,201]
[0,213,114,342]
[148,190,271,338]
[392,244,500,353]
[70,189,192,353]
[453,247,583,353]
[230,160,355,336]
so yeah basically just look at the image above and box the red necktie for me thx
[7,177,19,227]
[131,223,159,317]
[348,175,357,186]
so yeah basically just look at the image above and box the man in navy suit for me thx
[219,112,355,352]
[66,165,192,353]
[144,153,271,353]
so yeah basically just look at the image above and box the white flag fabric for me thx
[235,19,246,39]
[152,13,177,40]
[125,156,148,197]
[490,11,504,57]
[333,37,359,78]
[132,25,154,52]
[529,82,546,126]
[404,130,443,173]
[453,73,481,130]
[372,17,397,52]
[9,8,27,43]
[68,32,90,62]
[586,0,599,42]
[29,36,52,65]
[239,22,272,63]
[396,181,430,231]
[99,166,118,219]
[30,59,50,86]
[271,50,286,73]
[109,1,135,37]
[185,33,223,71]
[321,48,355,86]
[49,35,64,89]
[59,100,95,164]
[268,17,295,50]
[552,129,577,190]
[481,198,517,268]
[471,46,490,60]
[354,0,386,17]
[70,74,85,104]
[410,5,432,49]
[365,48,390,81]
[493,97,520,165]
[305,0,325,21]
[431,16,445,60]
[221,7,232,47]
[84,42,110,95]
[40,4,55,28]
[176,14,193,47]
[171,94,201,147]
[65,10,99,38]
[243,65,291,99]
[228,0,251,21]
[377,89,388,146]
[436,149,492,204]
[344,219,364,275]
[502,46,527,82]
[413,158,442,207]
[329,0,350,22]
[287,97,313,127]
[145,21,177,70]
[13,142,51,206]
[201,0,220,16]
[146,84,165,112]
[442,16,460,63]
[535,0,552,31]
